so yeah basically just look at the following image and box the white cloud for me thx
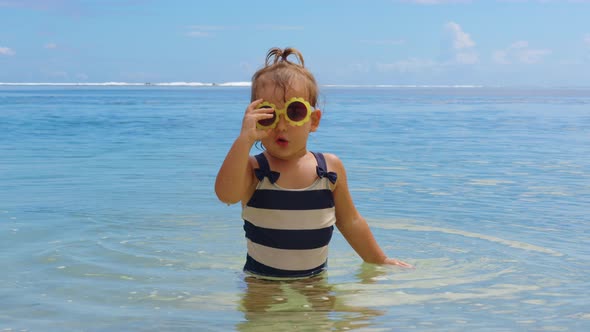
[443,22,478,64]
[584,34,590,46]
[493,41,551,64]
[0,46,15,56]
[376,22,478,73]
[45,43,58,49]
[445,22,475,49]
[518,49,551,64]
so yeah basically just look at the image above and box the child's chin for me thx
[265,146,291,158]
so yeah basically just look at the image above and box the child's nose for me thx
[275,114,288,131]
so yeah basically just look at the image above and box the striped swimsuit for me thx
[241,152,338,279]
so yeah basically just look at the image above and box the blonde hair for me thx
[251,47,318,106]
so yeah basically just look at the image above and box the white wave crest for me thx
[0,81,253,87]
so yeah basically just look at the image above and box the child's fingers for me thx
[252,107,274,114]
[385,258,414,269]
[251,113,274,124]
[246,101,274,120]
[249,107,274,119]
[398,261,414,269]
[248,107,274,124]
[242,111,273,133]
[247,98,264,112]
[256,112,274,119]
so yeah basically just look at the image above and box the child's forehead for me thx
[255,80,310,104]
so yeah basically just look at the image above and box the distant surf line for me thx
[0,82,491,88]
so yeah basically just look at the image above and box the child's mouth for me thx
[276,137,289,147]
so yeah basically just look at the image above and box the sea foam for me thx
[0,81,252,87]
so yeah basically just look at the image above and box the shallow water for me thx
[1,86,589,331]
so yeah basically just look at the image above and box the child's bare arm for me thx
[215,137,256,204]
[214,99,272,204]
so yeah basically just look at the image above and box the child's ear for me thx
[310,110,321,132]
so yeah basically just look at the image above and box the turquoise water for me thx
[1,86,589,331]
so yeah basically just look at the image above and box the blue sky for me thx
[1,0,589,86]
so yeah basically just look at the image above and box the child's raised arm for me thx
[214,99,273,204]
[327,154,413,268]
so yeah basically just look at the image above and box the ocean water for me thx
[1,86,589,331]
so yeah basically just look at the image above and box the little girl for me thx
[215,47,412,279]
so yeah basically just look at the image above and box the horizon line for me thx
[1,82,589,89]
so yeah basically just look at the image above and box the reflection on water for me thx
[236,265,388,331]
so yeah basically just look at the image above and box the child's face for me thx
[255,79,321,160]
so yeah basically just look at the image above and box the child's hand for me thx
[384,257,414,269]
[240,99,273,143]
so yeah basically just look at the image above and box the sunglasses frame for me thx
[256,97,314,129]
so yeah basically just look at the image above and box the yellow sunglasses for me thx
[256,97,314,129]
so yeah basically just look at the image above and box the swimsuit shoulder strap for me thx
[254,153,271,173]
[311,151,338,185]
[311,151,328,170]
[253,153,280,184]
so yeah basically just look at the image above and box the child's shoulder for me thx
[248,153,262,169]
[315,152,345,173]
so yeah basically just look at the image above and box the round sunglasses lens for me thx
[258,106,276,127]
[286,102,308,122]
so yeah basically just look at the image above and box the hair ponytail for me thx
[265,47,305,67]
[252,47,318,106]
